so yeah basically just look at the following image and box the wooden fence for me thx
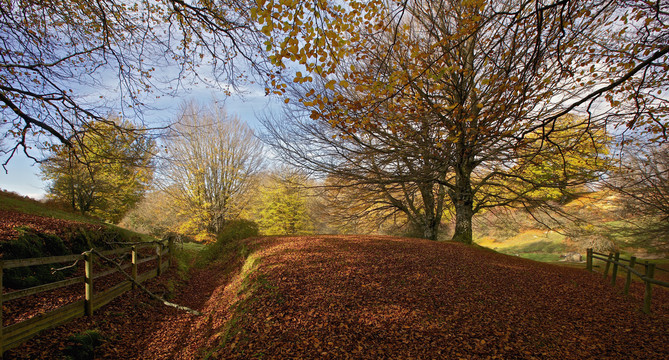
[586,248,669,313]
[0,240,173,356]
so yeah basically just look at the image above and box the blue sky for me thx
[0,89,280,199]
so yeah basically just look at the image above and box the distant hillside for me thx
[473,190,668,261]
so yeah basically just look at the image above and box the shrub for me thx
[62,329,105,360]
[196,220,259,265]
[217,219,259,244]
[1,228,71,288]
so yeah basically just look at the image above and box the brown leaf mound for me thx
[0,209,103,242]
[4,235,669,359]
[216,236,669,359]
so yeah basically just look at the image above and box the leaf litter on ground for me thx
[5,235,669,359]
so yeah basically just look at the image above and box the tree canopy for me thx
[255,170,314,235]
[264,0,659,242]
[41,119,154,223]
[161,101,264,237]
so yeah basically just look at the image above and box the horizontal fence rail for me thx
[0,239,173,356]
[586,248,668,313]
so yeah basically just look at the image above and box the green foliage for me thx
[62,329,105,360]
[0,228,72,288]
[511,115,611,203]
[41,119,154,223]
[256,172,314,236]
[218,220,259,244]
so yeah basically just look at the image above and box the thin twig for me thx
[51,259,81,274]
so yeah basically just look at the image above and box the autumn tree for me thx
[119,189,184,237]
[262,104,451,240]
[161,101,264,237]
[317,174,423,236]
[41,120,154,223]
[3,0,666,169]
[605,144,669,250]
[265,0,655,243]
[254,169,314,235]
[0,0,391,167]
[509,115,611,204]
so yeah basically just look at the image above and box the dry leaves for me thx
[5,235,669,359]
[217,236,669,359]
[0,209,103,242]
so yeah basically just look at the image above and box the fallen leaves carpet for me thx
[5,235,669,359]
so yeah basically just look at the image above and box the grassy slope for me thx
[474,191,668,262]
[476,229,567,262]
[0,189,97,223]
[0,189,155,246]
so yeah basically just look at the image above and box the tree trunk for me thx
[451,163,474,244]
[417,183,442,241]
[422,218,439,240]
[452,200,473,244]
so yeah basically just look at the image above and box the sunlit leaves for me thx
[160,101,264,236]
[40,119,155,223]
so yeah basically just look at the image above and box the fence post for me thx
[131,246,138,289]
[611,252,620,286]
[643,263,656,314]
[168,238,174,267]
[586,248,593,271]
[156,244,163,276]
[84,252,93,316]
[603,253,613,279]
[624,256,636,295]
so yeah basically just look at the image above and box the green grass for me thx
[502,240,566,254]
[517,253,563,262]
[475,229,568,262]
[174,241,207,275]
[0,189,99,223]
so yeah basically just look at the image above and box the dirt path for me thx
[4,249,246,359]
[5,235,669,359]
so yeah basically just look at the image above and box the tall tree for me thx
[255,169,314,235]
[262,105,451,240]
[606,144,669,250]
[41,119,154,223]
[267,0,633,242]
[162,101,264,235]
